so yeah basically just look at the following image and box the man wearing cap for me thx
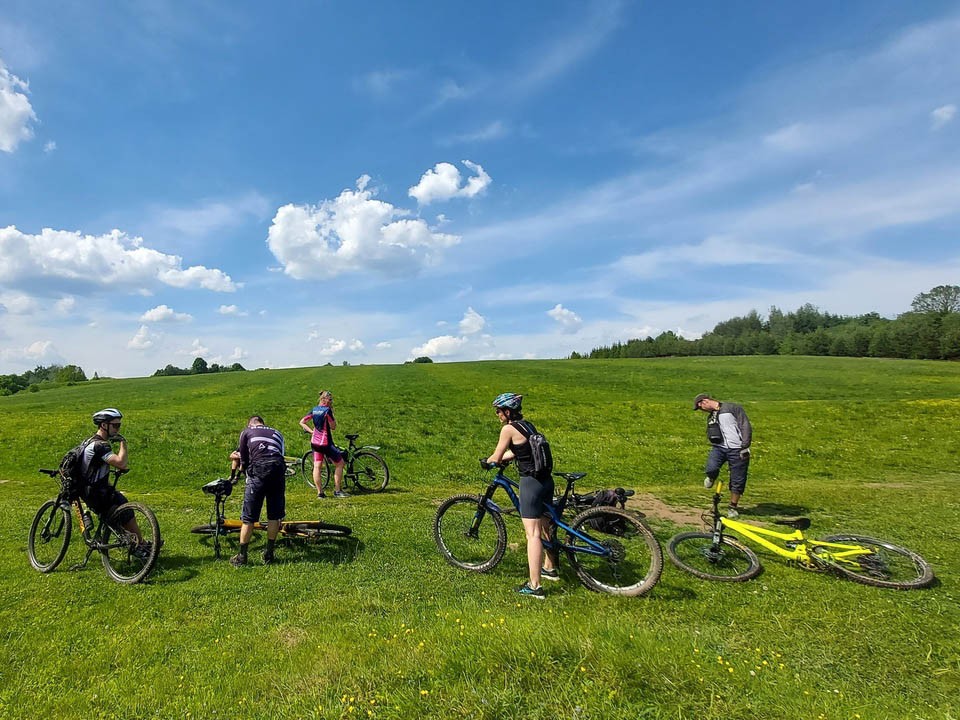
[693,394,752,518]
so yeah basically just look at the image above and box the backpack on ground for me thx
[511,421,553,474]
[58,437,95,500]
[571,487,630,536]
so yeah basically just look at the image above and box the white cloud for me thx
[375,341,392,350]
[218,304,248,317]
[308,337,346,356]
[355,69,409,97]
[0,291,37,314]
[409,335,468,358]
[0,226,239,292]
[181,339,209,358]
[127,325,156,350]
[153,191,270,239]
[139,304,192,323]
[43,140,56,153]
[931,103,956,130]
[547,304,583,333]
[0,339,59,364]
[348,339,364,351]
[0,59,36,152]
[229,347,248,361]
[459,307,486,335]
[441,121,508,146]
[408,160,492,205]
[267,176,460,279]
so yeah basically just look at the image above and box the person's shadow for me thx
[740,502,808,517]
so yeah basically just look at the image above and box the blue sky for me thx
[1,1,959,378]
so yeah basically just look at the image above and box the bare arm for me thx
[106,438,128,470]
[486,424,520,464]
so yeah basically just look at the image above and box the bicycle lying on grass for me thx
[29,467,162,584]
[299,433,390,493]
[667,480,934,589]
[191,475,352,559]
[433,460,663,597]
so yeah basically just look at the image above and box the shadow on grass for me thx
[741,502,808,517]
[277,535,363,566]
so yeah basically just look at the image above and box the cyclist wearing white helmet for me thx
[78,408,145,544]
[486,392,558,599]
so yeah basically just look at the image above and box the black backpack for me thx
[58,437,96,500]
[571,488,630,536]
[511,421,553,474]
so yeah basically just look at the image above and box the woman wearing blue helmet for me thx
[486,392,558,599]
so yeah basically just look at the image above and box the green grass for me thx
[0,356,958,719]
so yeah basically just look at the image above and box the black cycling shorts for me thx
[241,459,287,523]
[519,473,555,519]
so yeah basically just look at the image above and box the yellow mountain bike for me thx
[667,480,934,589]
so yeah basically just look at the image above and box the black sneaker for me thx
[262,549,275,565]
[230,553,247,567]
[516,582,546,599]
[317,491,326,499]
[540,567,560,582]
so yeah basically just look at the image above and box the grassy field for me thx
[0,356,957,719]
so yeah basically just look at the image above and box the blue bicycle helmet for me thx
[492,392,523,410]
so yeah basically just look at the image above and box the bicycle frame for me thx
[475,465,613,560]
[708,480,874,566]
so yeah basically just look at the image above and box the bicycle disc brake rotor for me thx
[602,539,626,564]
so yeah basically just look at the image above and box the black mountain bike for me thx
[299,433,390,493]
[29,467,161,584]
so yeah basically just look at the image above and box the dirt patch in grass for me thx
[627,493,703,525]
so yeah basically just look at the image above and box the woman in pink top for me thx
[299,390,348,498]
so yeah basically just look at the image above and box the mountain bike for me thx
[433,461,663,597]
[666,480,934,589]
[28,467,162,584]
[190,475,352,558]
[300,433,390,493]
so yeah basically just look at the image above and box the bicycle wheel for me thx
[300,450,316,489]
[810,534,934,590]
[564,506,663,596]
[351,450,389,492]
[667,531,761,582]
[28,500,72,573]
[282,521,352,539]
[433,494,507,573]
[100,502,161,584]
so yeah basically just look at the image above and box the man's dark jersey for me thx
[237,425,285,467]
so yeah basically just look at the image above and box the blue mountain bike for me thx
[433,461,663,596]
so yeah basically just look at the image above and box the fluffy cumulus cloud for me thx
[547,304,583,333]
[0,339,60,364]
[139,304,192,323]
[306,335,347,356]
[218,304,248,317]
[267,176,460,280]
[0,291,38,314]
[409,334,468,359]
[180,339,209,358]
[459,307,486,335]
[0,226,238,292]
[931,103,956,130]
[408,160,492,205]
[0,59,36,152]
[127,325,157,350]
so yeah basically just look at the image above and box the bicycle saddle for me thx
[774,517,811,530]
[202,478,234,497]
[345,433,359,441]
[553,472,587,481]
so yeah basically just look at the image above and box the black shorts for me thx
[519,473,555,519]
[82,484,132,524]
[241,459,287,523]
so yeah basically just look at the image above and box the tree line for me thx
[575,285,960,361]
[0,364,93,396]
[152,357,247,376]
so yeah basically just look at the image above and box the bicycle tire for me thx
[282,521,352,539]
[100,502,161,584]
[28,500,72,573]
[810,534,934,590]
[564,506,663,596]
[433,494,507,573]
[351,450,390,492]
[190,521,242,535]
[667,531,761,582]
[300,450,316,489]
